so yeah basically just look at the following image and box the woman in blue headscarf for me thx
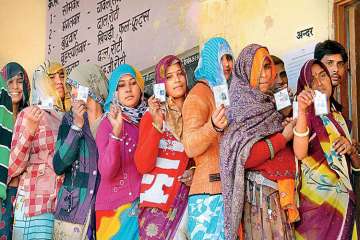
[182,37,234,240]
[95,64,147,240]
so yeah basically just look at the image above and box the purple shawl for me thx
[220,44,284,240]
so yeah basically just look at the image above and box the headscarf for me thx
[249,48,276,88]
[220,44,284,240]
[0,75,13,200]
[155,55,187,140]
[194,37,233,87]
[31,61,71,112]
[67,63,109,106]
[1,62,31,110]
[296,59,332,96]
[295,59,339,124]
[104,64,147,125]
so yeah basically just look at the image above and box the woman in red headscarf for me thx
[134,55,192,239]
[293,59,359,239]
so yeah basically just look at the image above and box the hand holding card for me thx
[72,100,86,128]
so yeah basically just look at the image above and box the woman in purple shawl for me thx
[220,44,297,240]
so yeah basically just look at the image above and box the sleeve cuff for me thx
[69,127,84,138]
[204,118,219,139]
[269,133,287,153]
[151,123,164,138]
[71,124,83,132]
[152,122,164,134]
[109,133,124,143]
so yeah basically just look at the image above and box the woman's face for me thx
[164,63,187,99]
[311,63,332,98]
[49,69,66,100]
[258,57,273,93]
[117,74,141,108]
[221,54,234,81]
[7,73,24,105]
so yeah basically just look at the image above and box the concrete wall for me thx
[198,0,334,58]
[0,0,47,79]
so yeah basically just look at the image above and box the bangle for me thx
[71,124,82,131]
[189,166,196,171]
[152,122,163,133]
[351,165,360,172]
[211,117,224,132]
[293,127,309,137]
[264,138,275,159]
[110,133,121,141]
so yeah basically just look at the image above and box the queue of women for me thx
[0,36,359,240]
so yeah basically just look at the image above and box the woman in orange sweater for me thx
[134,55,191,239]
[181,37,234,240]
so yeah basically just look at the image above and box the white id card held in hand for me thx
[292,101,299,119]
[153,83,166,102]
[77,85,89,102]
[40,97,54,110]
[213,84,230,108]
[274,88,291,111]
[314,90,329,116]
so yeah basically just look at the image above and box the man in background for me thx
[314,40,348,112]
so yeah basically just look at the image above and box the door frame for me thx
[334,0,360,139]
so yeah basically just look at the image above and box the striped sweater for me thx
[135,112,189,211]
[53,112,100,225]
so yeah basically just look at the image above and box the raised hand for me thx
[25,106,45,135]
[297,89,315,114]
[72,100,86,128]
[108,104,123,137]
[148,95,164,129]
[211,104,228,130]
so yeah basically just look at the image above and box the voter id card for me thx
[153,83,166,102]
[274,88,291,111]
[213,84,230,108]
[314,90,329,116]
[77,85,89,102]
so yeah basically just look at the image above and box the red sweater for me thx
[134,112,188,212]
[245,133,295,180]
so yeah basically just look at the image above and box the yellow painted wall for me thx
[0,0,47,80]
[198,0,333,58]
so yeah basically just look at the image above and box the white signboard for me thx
[46,0,200,76]
[282,42,316,91]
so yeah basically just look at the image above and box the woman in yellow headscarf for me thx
[8,61,70,240]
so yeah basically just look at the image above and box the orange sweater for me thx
[182,81,222,195]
